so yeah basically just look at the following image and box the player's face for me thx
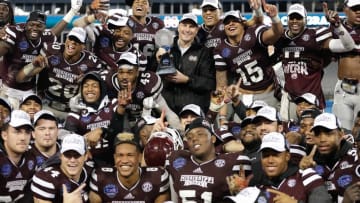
[82,78,101,104]
[255,118,282,138]
[240,123,260,145]
[0,104,10,127]
[20,99,41,120]
[178,22,199,45]
[287,14,305,36]
[25,21,46,41]
[60,150,87,180]
[0,4,10,24]
[132,0,150,18]
[300,117,315,145]
[64,38,84,57]
[180,112,199,131]
[261,149,290,179]
[345,6,360,25]
[202,6,220,28]
[185,127,216,162]
[117,66,139,89]
[296,101,316,117]
[112,26,133,51]
[2,126,32,154]
[313,128,343,155]
[352,117,360,140]
[114,143,141,178]
[33,119,58,149]
[224,18,243,38]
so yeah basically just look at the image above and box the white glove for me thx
[143,97,159,110]
[71,0,83,12]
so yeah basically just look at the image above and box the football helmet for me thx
[143,128,184,167]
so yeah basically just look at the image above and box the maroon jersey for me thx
[0,25,56,90]
[127,16,164,59]
[109,71,163,122]
[165,150,251,202]
[213,24,275,91]
[90,166,169,202]
[91,25,147,71]
[65,97,117,158]
[41,42,104,104]
[31,163,90,203]
[28,142,60,169]
[197,20,226,49]
[0,149,36,202]
[274,27,333,109]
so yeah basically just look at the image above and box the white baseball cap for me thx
[118,52,138,66]
[200,0,222,9]
[345,0,360,7]
[311,112,341,131]
[288,3,307,18]
[8,110,33,130]
[223,10,246,23]
[253,106,279,123]
[260,132,289,152]
[33,110,57,126]
[180,13,198,25]
[248,100,268,109]
[179,104,205,118]
[61,134,86,155]
[294,92,319,106]
[225,187,261,203]
[107,14,129,29]
[67,27,87,44]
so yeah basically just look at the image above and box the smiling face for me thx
[60,150,87,181]
[313,127,343,155]
[178,21,199,45]
[202,6,220,29]
[287,13,305,36]
[64,38,84,59]
[261,149,290,179]
[345,5,360,25]
[19,99,41,120]
[132,0,150,18]
[240,123,260,146]
[224,17,244,40]
[300,117,316,145]
[25,21,46,42]
[112,26,133,51]
[82,78,101,104]
[254,118,282,139]
[114,143,141,178]
[185,127,216,163]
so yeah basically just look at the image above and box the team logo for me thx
[36,156,45,167]
[314,165,324,175]
[287,179,296,187]
[244,34,251,41]
[302,34,309,41]
[337,175,352,188]
[18,41,29,52]
[28,160,34,170]
[221,48,231,58]
[79,64,88,72]
[127,19,135,28]
[104,107,110,113]
[188,55,198,62]
[136,91,145,99]
[100,37,110,48]
[49,56,61,66]
[81,115,92,123]
[214,159,225,168]
[142,182,153,192]
[1,164,11,177]
[104,184,118,198]
[152,22,159,30]
[173,157,186,170]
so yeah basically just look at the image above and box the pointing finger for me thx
[309,145,317,158]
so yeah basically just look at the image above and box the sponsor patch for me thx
[104,184,118,198]
[173,157,186,170]
[337,175,352,188]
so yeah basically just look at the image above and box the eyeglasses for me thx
[63,151,82,159]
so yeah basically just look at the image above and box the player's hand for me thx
[71,0,83,12]
[323,2,340,27]
[226,165,249,195]
[267,188,297,203]
[299,145,317,170]
[84,128,102,148]
[343,182,360,203]
[156,48,167,62]
[151,109,168,133]
[248,0,261,10]
[62,183,86,203]
[143,97,159,110]
[226,78,242,106]
[165,70,189,84]
[117,81,132,107]
[32,55,48,69]
[262,0,278,18]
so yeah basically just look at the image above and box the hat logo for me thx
[201,120,211,128]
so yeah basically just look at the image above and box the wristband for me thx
[63,9,77,23]
[253,8,263,17]
[271,15,281,24]
[209,101,225,112]
[23,63,35,76]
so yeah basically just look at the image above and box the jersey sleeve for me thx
[31,168,58,201]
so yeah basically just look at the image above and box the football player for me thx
[18,93,42,122]
[0,0,83,108]
[0,97,11,129]
[0,0,14,28]
[165,117,252,202]
[89,132,170,202]
[0,110,35,202]
[17,27,104,121]
[31,134,90,203]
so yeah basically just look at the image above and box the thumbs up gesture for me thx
[299,145,317,170]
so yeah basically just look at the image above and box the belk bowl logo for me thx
[142,182,153,192]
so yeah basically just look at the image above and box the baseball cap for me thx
[67,27,87,44]
[225,187,262,203]
[311,112,341,131]
[33,110,57,126]
[107,14,129,29]
[132,115,157,136]
[118,52,138,67]
[0,97,12,112]
[299,108,322,121]
[27,10,46,24]
[185,117,213,135]
[288,3,307,18]
[61,134,86,155]
[114,132,141,149]
[345,0,360,7]
[248,100,268,110]
[260,132,289,152]
[252,106,280,124]
[8,110,33,130]
[200,0,222,9]
[19,93,42,107]
[223,10,246,23]
[294,93,319,107]
[179,13,198,25]
[179,104,205,118]
[240,116,255,128]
